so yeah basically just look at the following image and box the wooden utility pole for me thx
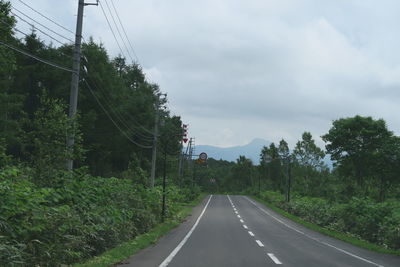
[66,0,98,171]
[150,95,160,187]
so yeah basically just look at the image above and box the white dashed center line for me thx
[256,240,265,247]
[227,195,283,265]
[268,253,282,265]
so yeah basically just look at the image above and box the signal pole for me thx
[150,95,160,187]
[178,124,188,181]
[66,0,98,171]
[150,93,166,187]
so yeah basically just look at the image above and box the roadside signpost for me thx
[260,154,273,195]
[199,152,207,161]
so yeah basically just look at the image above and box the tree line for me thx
[1,1,199,265]
[0,0,185,184]
[200,115,400,202]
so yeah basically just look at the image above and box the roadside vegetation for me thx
[0,1,200,265]
[1,0,399,265]
[196,116,400,252]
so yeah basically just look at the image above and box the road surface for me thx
[120,195,400,267]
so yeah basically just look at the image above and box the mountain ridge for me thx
[195,138,270,163]
[195,138,333,168]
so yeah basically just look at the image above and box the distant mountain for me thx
[196,138,334,168]
[196,138,270,163]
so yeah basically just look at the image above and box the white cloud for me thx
[9,0,400,149]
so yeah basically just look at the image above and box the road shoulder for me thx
[118,194,211,267]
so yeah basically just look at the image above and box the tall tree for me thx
[292,132,326,196]
[322,115,392,187]
[293,132,325,169]
[260,143,283,192]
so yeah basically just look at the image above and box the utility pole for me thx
[189,138,196,185]
[150,95,160,187]
[286,156,292,202]
[178,124,188,182]
[177,141,183,185]
[66,0,98,171]
[150,93,166,187]
[181,139,190,180]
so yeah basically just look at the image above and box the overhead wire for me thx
[10,11,69,47]
[82,68,154,141]
[0,20,73,60]
[110,0,140,63]
[11,6,74,44]
[103,0,134,63]
[8,0,157,144]
[83,73,154,141]
[98,1,162,136]
[17,0,75,35]
[98,0,126,59]
[0,40,74,72]
[84,78,153,149]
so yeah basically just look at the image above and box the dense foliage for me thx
[197,116,400,251]
[0,1,199,265]
[0,166,198,265]
[258,191,400,250]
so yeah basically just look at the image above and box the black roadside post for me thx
[262,153,272,196]
[161,132,185,223]
[288,156,292,202]
[285,155,292,202]
[161,141,167,222]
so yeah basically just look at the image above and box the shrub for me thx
[259,191,400,250]
[0,167,198,265]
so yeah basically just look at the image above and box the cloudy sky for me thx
[9,0,400,148]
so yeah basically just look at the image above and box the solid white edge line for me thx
[244,196,384,267]
[268,253,282,264]
[159,195,213,267]
[248,231,255,236]
[256,240,264,247]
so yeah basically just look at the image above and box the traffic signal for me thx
[182,124,188,143]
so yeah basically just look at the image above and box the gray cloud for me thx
[10,0,400,148]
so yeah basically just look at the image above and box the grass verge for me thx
[251,195,400,256]
[73,193,208,267]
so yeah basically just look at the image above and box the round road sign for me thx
[199,152,208,161]
[263,154,272,163]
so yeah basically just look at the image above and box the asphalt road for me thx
[121,195,400,267]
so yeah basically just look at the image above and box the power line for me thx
[82,53,156,136]
[10,11,70,47]
[84,78,153,149]
[103,0,134,63]
[0,40,74,72]
[17,0,75,35]
[110,0,140,63]
[85,75,154,141]
[98,0,126,59]
[0,18,73,60]
[11,6,74,44]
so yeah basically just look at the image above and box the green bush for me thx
[259,191,400,250]
[0,167,198,266]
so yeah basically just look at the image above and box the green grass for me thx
[251,195,400,256]
[73,193,208,267]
